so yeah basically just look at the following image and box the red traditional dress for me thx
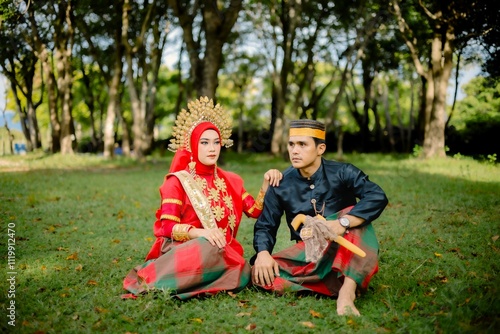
[123,122,264,299]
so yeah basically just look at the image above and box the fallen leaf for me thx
[309,309,322,318]
[87,280,98,286]
[434,252,442,257]
[75,264,83,271]
[94,307,109,314]
[112,239,121,244]
[116,210,125,220]
[66,252,78,260]
[492,235,499,242]
[245,323,256,330]
[238,300,250,307]
[227,291,237,298]
[409,302,417,311]
[459,297,471,306]
[382,299,390,308]
[236,312,252,317]
[190,318,203,323]
[121,315,134,323]
[300,321,315,328]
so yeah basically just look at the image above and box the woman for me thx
[123,97,281,299]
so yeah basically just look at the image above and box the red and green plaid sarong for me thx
[253,207,379,296]
[123,238,251,300]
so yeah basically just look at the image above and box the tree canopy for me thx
[1,0,498,160]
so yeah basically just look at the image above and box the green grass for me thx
[1,152,499,333]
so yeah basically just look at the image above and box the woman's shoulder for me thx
[219,169,243,183]
[159,172,183,189]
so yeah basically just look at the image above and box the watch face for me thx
[340,217,350,228]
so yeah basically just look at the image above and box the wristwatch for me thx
[339,217,350,229]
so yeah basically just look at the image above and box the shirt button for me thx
[310,184,315,189]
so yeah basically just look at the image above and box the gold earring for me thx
[188,156,196,176]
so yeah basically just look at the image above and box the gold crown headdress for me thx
[168,96,233,152]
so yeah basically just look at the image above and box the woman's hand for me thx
[261,169,282,193]
[190,227,227,248]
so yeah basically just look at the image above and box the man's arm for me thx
[252,186,283,286]
[340,164,388,226]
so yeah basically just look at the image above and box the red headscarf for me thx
[169,122,221,173]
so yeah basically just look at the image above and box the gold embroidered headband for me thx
[168,96,233,152]
[289,120,326,140]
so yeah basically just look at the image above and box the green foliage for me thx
[447,77,500,158]
[412,144,423,158]
[1,152,499,333]
[452,77,500,131]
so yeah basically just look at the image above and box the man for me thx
[251,119,388,316]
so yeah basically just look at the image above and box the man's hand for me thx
[325,219,346,238]
[253,251,280,286]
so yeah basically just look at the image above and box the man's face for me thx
[287,135,325,171]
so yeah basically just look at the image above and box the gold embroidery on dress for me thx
[171,171,237,243]
[160,214,181,222]
[162,198,182,205]
[192,172,237,243]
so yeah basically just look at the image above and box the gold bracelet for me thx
[255,189,265,210]
[172,224,193,242]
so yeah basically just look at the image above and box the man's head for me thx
[288,120,326,176]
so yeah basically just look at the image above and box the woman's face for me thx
[197,129,221,166]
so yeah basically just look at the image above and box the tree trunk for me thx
[394,85,406,151]
[422,30,453,159]
[117,102,131,156]
[53,1,76,155]
[361,68,374,152]
[392,0,454,158]
[43,54,61,153]
[270,76,286,156]
[8,80,33,151]
[381,81,395,152]
[28,7,61,153]
[1,108,14,155]
[169,0,242,99]
[103,59,122,158]
[26,99,42,150]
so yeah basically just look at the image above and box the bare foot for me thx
[337,277,360,316]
